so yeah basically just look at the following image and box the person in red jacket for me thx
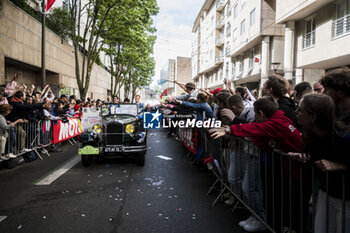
[209,96,302,152]
[209,96,309,233]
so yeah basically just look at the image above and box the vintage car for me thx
[78,103,147,167]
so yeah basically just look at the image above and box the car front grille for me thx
[106,122,123,145]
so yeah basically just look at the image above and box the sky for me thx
[152,0,204,87]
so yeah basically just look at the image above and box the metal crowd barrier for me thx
[175,128,348,233]
[1,120,53,161]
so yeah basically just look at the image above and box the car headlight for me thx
[93,124,102,134]
[125,124,135,134]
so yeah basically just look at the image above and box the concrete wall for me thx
[0,0,112,99]
[275,0,333,23]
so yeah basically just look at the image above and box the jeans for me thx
[228,150,244,195]
[315,190,350,233]
[242,154,265,220]
[5,127,16,154]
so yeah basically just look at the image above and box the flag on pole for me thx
[160,89,167,98]
[157,79,168,85]
[46,0,56,11]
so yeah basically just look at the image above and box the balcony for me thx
[215,55,224,64]
[303,30,315,49]
[216,17,225,29]
[216,0,225,11]
[225,46,231,56]
[332,14,350,39]
[215,36,224,47]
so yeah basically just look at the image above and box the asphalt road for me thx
[0,129,247,233]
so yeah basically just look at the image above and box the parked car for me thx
[78,103,147,166]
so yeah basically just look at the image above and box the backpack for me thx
[23,151,37,162]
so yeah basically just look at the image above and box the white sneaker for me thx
[22,148,32,152]
[7,153,17,158]
[225,196,235,205]
[243,217,267,232]
[239,215,254,227]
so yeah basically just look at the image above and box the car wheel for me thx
[81,155,93,167]
[136,151,146,166]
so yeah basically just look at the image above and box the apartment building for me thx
[192,0,285,90]
[160,57,192,97]
[276,0,350,84]
[160,59,176,97]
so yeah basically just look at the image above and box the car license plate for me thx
[105,147,120,153]
[78,146,99,155]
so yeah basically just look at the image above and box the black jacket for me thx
[277,97,298,128]
[7,100,44,122]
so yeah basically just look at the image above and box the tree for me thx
[68,0,158,99]
[68,0,120,99]
[46,7,71,40]
[101,0,158,100]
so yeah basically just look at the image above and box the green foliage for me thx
[9,0,41,21]
[66,0,159,99]
[46,7,71,40]
[101,0,159,99]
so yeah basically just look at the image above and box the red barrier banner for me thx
[178,128,198,155]
[52,118,83,144]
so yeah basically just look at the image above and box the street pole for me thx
[41,0,46,87]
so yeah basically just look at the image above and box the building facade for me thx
[160,59,176,97]
[276,0,350,84]
[160,57,191,97]
[0,0,121,99]
[192,0,285,91]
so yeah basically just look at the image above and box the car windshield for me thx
[101,104,138,116]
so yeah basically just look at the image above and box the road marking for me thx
[156,155,173,160]
[35,156,81,185]
[0,216,7,222]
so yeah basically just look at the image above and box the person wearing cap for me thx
[0,87,9,105]
[174,81,197,101]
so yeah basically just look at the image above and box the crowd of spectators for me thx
[160,68,350,233]
[1,68,349,232]
[0,73,145,162]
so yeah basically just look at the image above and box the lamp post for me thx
[41,0,46,87]
[270,62,280,74]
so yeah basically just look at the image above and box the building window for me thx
[233,4,238,19]
[249,49,254,69]
[241,1,246,10]
[232,60,236,77]
[239,61,243,72]
[226,22,231,36]
[225,62,229,77]
[333,0,350,38]
[241,19,246,35]
[250,8,256,26]
[233,28,237,41]
[304,18,316,48]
